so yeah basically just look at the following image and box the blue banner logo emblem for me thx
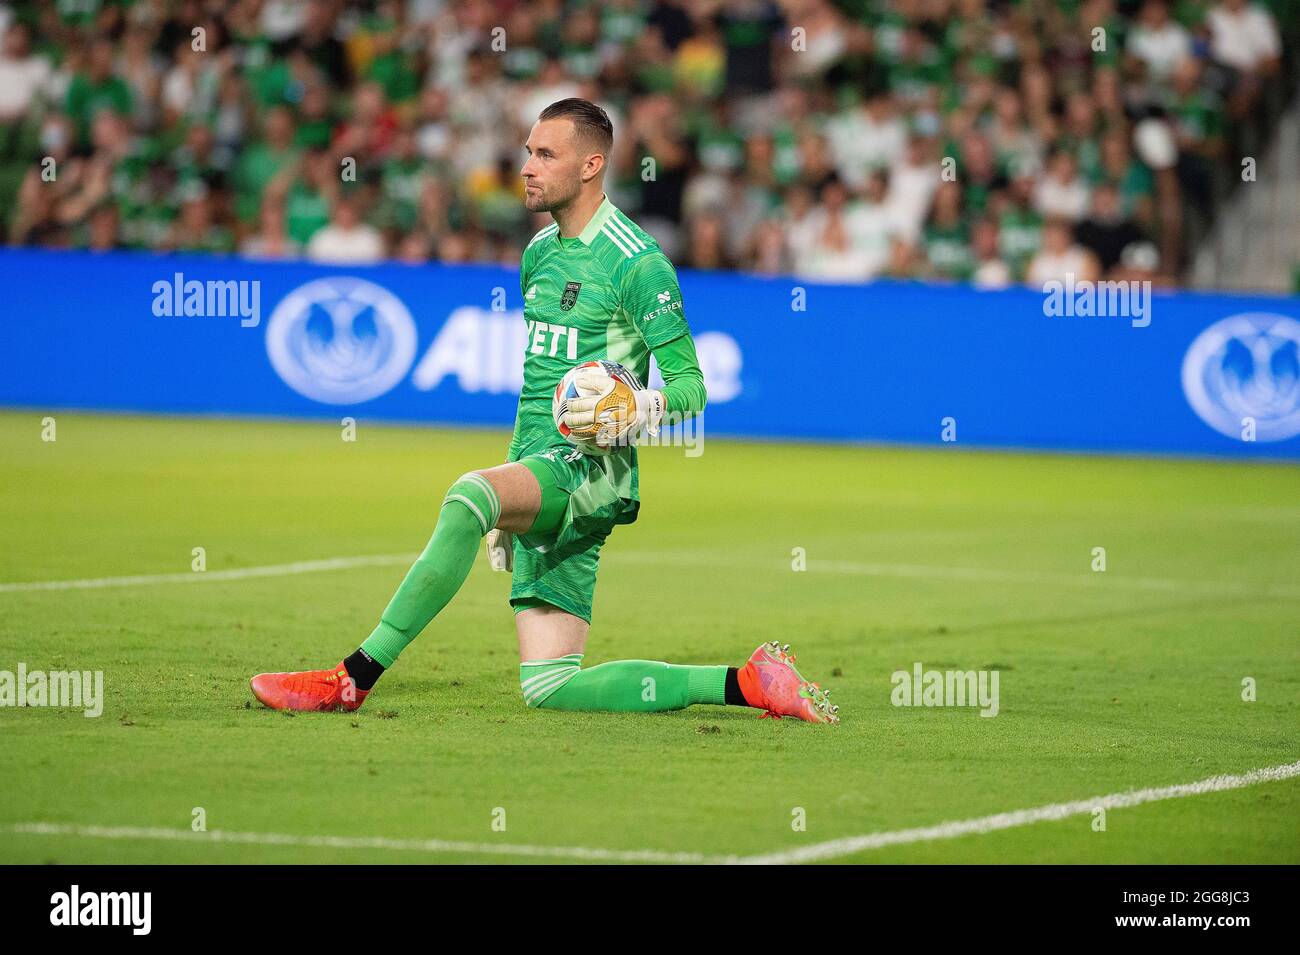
[1182,313,1300,441]
[265,277,418,404]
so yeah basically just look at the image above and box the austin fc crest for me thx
[560,281,581,311]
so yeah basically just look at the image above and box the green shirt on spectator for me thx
[233,144,300,224]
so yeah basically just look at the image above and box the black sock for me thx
[343,648,385,691]
[724,667,747,706]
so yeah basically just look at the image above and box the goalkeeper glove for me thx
[563,366,665,448]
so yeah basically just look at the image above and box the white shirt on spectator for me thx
[825,110,907,189]
[416,120,452,162]
[306,224,386,264]
[843,200,901,271]
[240,236,302,260]
[1208,3,1281,72]
[1034,175,1091,222]
[1026,246,1092,286]
[785,200,899,278]
[259,0,305,42]
[1127,22,1192,80]
[788,24,847,78]
[161,66,190,115]
[792,241,880,282]
[0,49,52,117]
[887,159,939,243]
[785,208,822,256]
[972,259,1012,289]
[792,202,896,281]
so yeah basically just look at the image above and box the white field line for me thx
[811,558,1300,599]
[5,823,718,864]
[2,551,1297,599]
[742,760,1300,865]
[8,761,1298,864]
[613,552,1300,600]
[0,554,415,593]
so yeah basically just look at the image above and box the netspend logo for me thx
[266,277,418,404]
[1182,313,1300,442]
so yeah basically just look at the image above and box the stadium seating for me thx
[0,0,1294,287]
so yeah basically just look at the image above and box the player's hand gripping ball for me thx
[553,360,661,454]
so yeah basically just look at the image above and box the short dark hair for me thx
[538,98,613,155]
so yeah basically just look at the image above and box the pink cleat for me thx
[249,662,368,712]
[738,641,839,723]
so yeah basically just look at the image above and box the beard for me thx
[525,179,578,214]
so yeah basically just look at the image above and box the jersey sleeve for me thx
[652,332,707,418]
[519,244,532,301]
[620,251,690,351]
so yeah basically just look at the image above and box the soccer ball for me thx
[552,359,644,453]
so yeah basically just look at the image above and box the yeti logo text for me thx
[265,277,418,404]
[527,321,579,359]
[50,886,151,935]
[1182,313,1300,442]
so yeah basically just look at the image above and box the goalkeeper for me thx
[250,99,837,724]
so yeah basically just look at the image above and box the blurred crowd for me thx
[0,0,1293,287]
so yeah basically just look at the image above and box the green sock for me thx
[521,654,728,711]
[361,474,499,668]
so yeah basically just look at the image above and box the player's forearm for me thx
[652,333,707,418]
[661,373,706,418]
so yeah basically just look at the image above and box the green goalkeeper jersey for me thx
[508,194,705,462]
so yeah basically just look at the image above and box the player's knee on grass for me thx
[519,655,583,707]
[443,472,501,535]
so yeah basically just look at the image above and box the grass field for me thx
[1,410,1297,864]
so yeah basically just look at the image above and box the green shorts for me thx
[508,443,640,623]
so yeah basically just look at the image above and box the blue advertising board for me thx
[1,248,1297,459]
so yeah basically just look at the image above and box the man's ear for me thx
[582,153,606,183]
